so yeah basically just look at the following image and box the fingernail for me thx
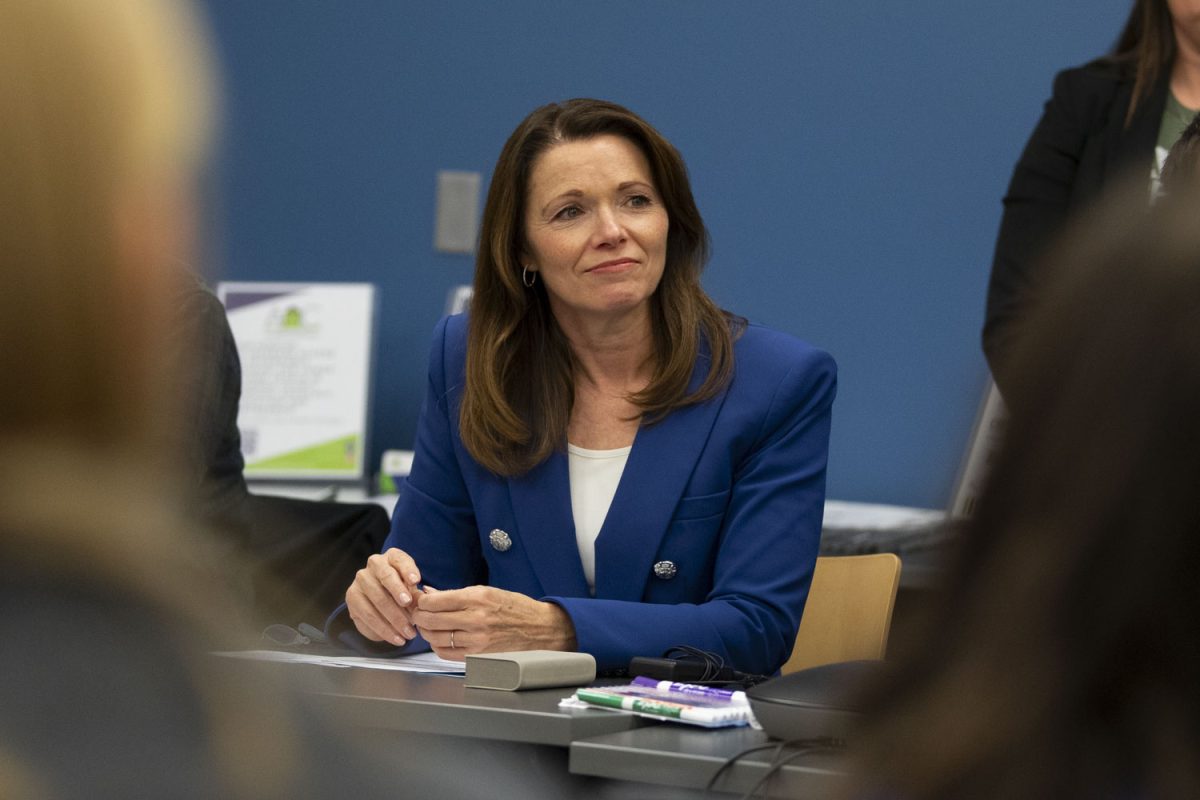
[404,626,416,638]
[399,593,411,605]
[408,573,419,582]
[392,635,404,645]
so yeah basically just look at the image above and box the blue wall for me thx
[200,1,1129,508]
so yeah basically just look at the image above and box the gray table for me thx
[571,725,847,797]
[293,663,638,745]
[225,657,849,798]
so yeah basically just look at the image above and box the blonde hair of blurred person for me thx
[0,1,308,796]
[851,183,1200,798]
[0,5,558,798]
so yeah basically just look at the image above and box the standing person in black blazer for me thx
[170,273,391,629]
[984,0,1200,393]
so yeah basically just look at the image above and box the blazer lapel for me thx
[1110,72,1167,175]
[593,365,729,601]
[507,449,590,596]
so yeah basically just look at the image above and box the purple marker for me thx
[630,675,748,705]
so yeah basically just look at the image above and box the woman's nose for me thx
[592,205,626,247]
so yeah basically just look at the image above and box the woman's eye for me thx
[627,194,652,208]
[554,206,582,221]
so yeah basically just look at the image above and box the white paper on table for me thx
[213,649,466,674]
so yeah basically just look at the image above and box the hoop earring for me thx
[522,265,537,288]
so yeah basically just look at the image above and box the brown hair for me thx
[850,184,1200,798]
[0,1,304,795]
[461,98,742,476]
[1113,0,1176,126]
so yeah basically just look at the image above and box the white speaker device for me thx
[464,650,596,691]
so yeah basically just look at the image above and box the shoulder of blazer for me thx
[1049,57,1135,136]
[727,323,837,414]
[434,312,469,380]
[440,312,469,356]
[1051,56,1164,201]
[732,323,835,377]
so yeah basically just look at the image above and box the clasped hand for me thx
[345,547,577,659]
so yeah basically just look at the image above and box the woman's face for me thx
[522,134,669,331]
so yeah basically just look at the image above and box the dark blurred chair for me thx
[244,494,389,628]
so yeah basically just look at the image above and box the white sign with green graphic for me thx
[218,282,375,481]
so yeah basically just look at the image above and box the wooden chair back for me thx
[782,553,902,674]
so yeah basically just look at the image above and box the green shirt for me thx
[1151,92,1200,196]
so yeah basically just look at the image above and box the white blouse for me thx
[567,442,631,593]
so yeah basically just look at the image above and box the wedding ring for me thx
[450,630,456,649]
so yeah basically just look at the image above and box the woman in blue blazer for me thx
[330,99,836,676]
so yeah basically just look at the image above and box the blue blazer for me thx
[329,314,836,674]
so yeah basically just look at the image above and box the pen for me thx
[630,675,748,704]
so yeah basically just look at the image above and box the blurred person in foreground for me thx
[332,99,837,675]
[850,182,1200,798]
[0,2,429,796]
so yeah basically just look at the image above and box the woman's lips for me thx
[586,258,637,274]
